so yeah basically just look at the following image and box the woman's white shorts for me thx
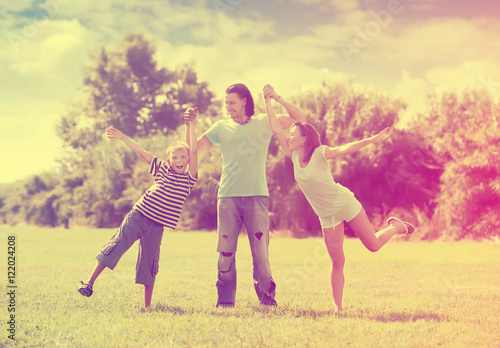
[318,194,362,229]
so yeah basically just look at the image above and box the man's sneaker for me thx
[77,281,93,297]
[260,298,277,307]
[216,302,235,308]
[255,281,277,307]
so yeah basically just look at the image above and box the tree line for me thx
[1,34,498,240]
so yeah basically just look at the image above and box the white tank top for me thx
[292,145,355,217]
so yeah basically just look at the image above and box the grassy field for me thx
[1,226,499,347]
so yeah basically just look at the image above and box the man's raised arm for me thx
[184,107,214,153]
[263,84,307,128]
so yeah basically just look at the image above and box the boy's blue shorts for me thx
[96,210,164,286]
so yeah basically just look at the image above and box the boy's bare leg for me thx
[86,261,106,285]
[144,285,154,308]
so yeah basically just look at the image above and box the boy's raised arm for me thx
[184,107,213,153]
[106,128,154,164]
[266,98,292,157]
[187,120,198,178]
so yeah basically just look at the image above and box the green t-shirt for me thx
[204,113,273,198]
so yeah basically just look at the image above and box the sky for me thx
[0,0,499,184]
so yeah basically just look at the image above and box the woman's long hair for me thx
[225,83,255,117]
[294,122,321,163]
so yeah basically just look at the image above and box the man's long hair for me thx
[225,83,255,117]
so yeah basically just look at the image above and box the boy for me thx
[77,110,198,308]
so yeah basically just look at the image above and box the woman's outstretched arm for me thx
[325,127,390,160]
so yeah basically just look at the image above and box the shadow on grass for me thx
[144,304,194,315]
[143,303,443,322]
[148,303,334,319]
[346,309,444,323]
[145,303,338,319]
[276,307,334,319]
[243,304,335,319]
[371,311,443,322]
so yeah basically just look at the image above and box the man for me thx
[185,83,306,307]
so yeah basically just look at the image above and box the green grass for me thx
[1,226,499,347]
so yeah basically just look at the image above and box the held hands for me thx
[106,127,124,140]
[263,84,280,101]
[184,107,198,124]
[370,127,391,144]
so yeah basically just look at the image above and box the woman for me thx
[263,85,415,314]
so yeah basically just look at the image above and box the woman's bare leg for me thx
[347,208,405,252]
[323,223,346,314]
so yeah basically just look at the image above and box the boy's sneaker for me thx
[77,281,93,297]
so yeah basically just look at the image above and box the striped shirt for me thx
[133,156,197,229]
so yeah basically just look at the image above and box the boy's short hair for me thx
[166,141,190,159]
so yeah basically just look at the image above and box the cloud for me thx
[322,13,500,105]
[426,60,500,97]
[368,17,500,68]
[276,0,360,12]
[0,17,101,104]
[51,0,214,40]
[0,0,38,13]
[246,64,351,98]
[1,0,500,183]
[388,60,500,125]
[0,16,101,183]
[154,26,347,99]
[0,102,64,183]
[188,11,275,44]
[7,19,96,74]
[390,70,430,123]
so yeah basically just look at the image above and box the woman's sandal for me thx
[386,217,415,234]
[77,281,93,297]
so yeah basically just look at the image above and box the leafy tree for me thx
[0,173,60,226]
[26,192,59,227]
[266,153,322,237]
[57,33,215,151]
[421,91,500,239]
[265,83,441,236]
[47,33,218,228]
[0,183,27,225]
